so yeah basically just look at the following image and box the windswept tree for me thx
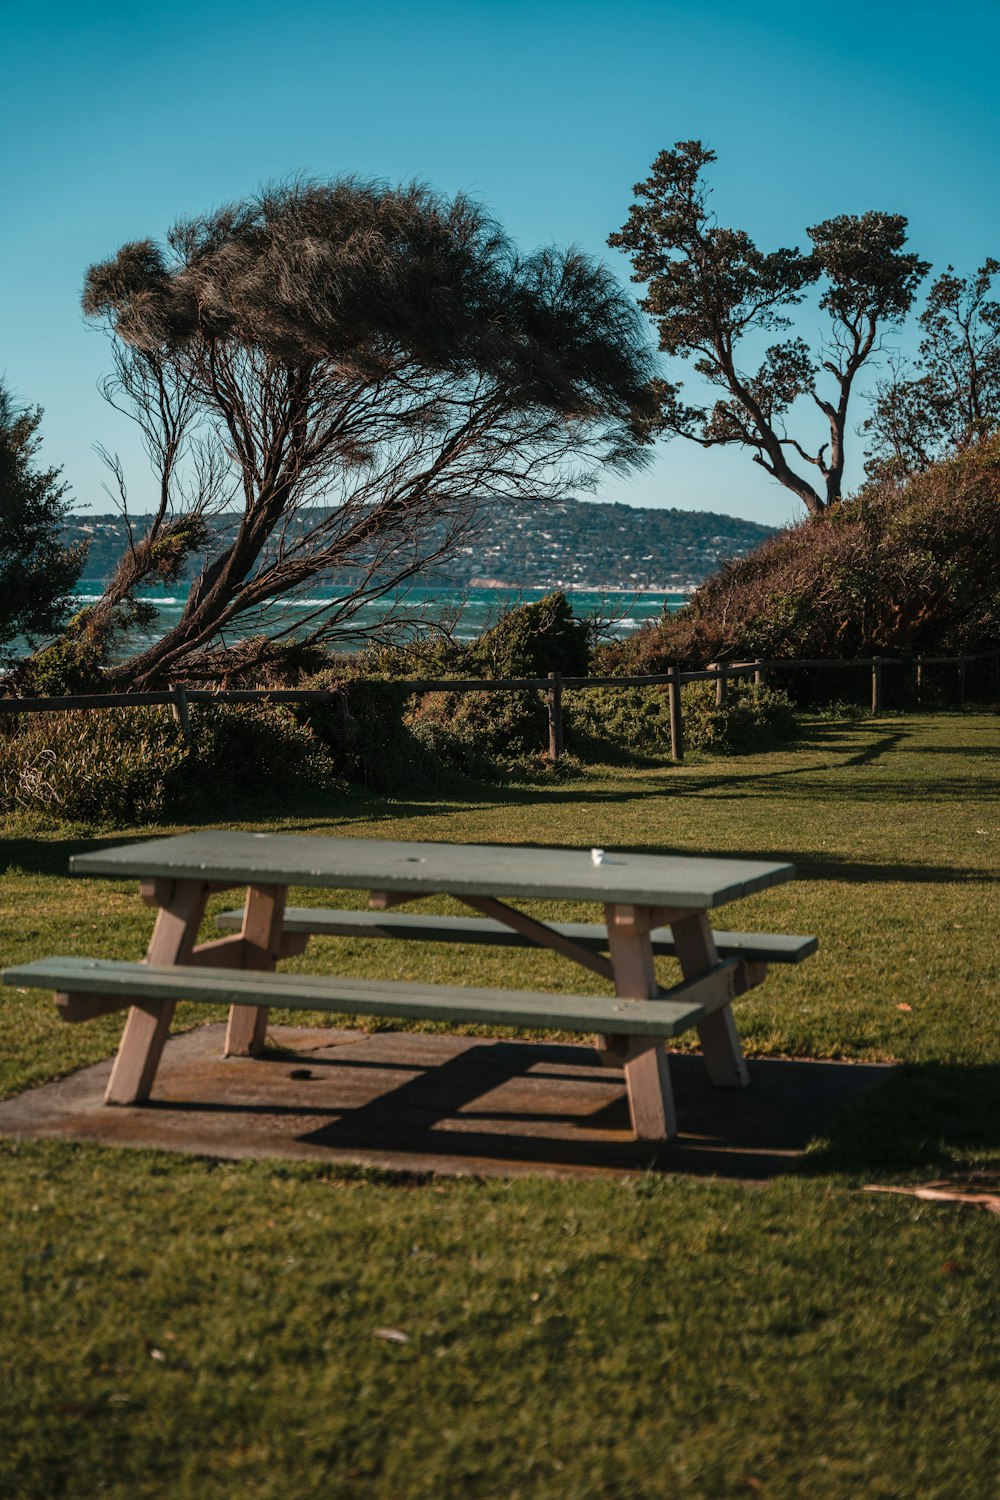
[609,141,929,513]
[0,381,86,662]
[77,178,659,688]
[864,260,1000,481]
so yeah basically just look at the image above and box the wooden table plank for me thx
[71,832,794,909]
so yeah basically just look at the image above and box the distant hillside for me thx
[68,498,776,593]
[440,499,775,590]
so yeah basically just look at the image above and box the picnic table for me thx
[2,831,816,1142]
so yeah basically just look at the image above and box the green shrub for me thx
[0,702,342,825]
[567,685,674,761]
[183,703,342,805]
[339,633,465,682]
[466,591,591,678]
[12,615,112,695]
[567,679,798,760]
[407,687,559,780]
[300,680,441,793]
[300,593,592,787]
[679,680,800,754]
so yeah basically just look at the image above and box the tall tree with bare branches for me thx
[610,141,929,513]
[72,178,658,688]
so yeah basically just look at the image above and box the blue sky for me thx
[2,0,998,526]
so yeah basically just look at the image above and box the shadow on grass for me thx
[799,1062,1000,1179]
[843,732,908,766]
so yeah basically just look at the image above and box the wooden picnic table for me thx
[3,831,814,1142]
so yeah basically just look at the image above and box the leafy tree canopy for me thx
[865,260,1000,481]
[0,382,85,661]
[610,141,929,513]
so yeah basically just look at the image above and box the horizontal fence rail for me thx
[1,649,996,764]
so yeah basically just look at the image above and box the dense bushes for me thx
[0,709,188,823]
[0,703,341,824]
[0,589,804,825]
[678,681,799,754]
[400,593,590,778]
[567,679,798,761]
[603,436,1000,675]
[465,591,591,679]
[305,592,591,785]
[297,681,443,793]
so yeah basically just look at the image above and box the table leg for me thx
[670,911,749,1087]
[104,879,209,1105]
[605,904,677,1141]
[224,884,288,1057]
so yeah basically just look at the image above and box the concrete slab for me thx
[0,1025,891,1181]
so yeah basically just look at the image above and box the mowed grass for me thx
[0,710,998,1497]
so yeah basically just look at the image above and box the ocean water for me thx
[67,581,689,655]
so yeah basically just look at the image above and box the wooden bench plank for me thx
[2,955,742,1040]
[214,907,817,964]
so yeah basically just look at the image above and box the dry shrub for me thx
[0,709,188,823]
[603,436,1000,673]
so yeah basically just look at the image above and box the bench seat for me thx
[2,954,744,1039]
[216,907,818,965]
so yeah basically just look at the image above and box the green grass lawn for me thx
[1,711,998,1497]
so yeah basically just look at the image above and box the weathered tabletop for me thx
[71,830,795,909]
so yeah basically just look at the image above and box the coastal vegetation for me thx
[9,410,1000,822]
[2,592,804,820]
[865,259,1000,482]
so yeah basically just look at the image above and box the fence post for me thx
[871,656,882,715]
[712,662,728,708]
[754,659,766,688]
[170,683,193,745]
[546,671,563,762]
[667,663,684,764]
[957,656,966,706]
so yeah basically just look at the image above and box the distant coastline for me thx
[466,577,698,593]
[65,498,774,598]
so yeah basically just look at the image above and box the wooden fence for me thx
[0,648,996,765]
